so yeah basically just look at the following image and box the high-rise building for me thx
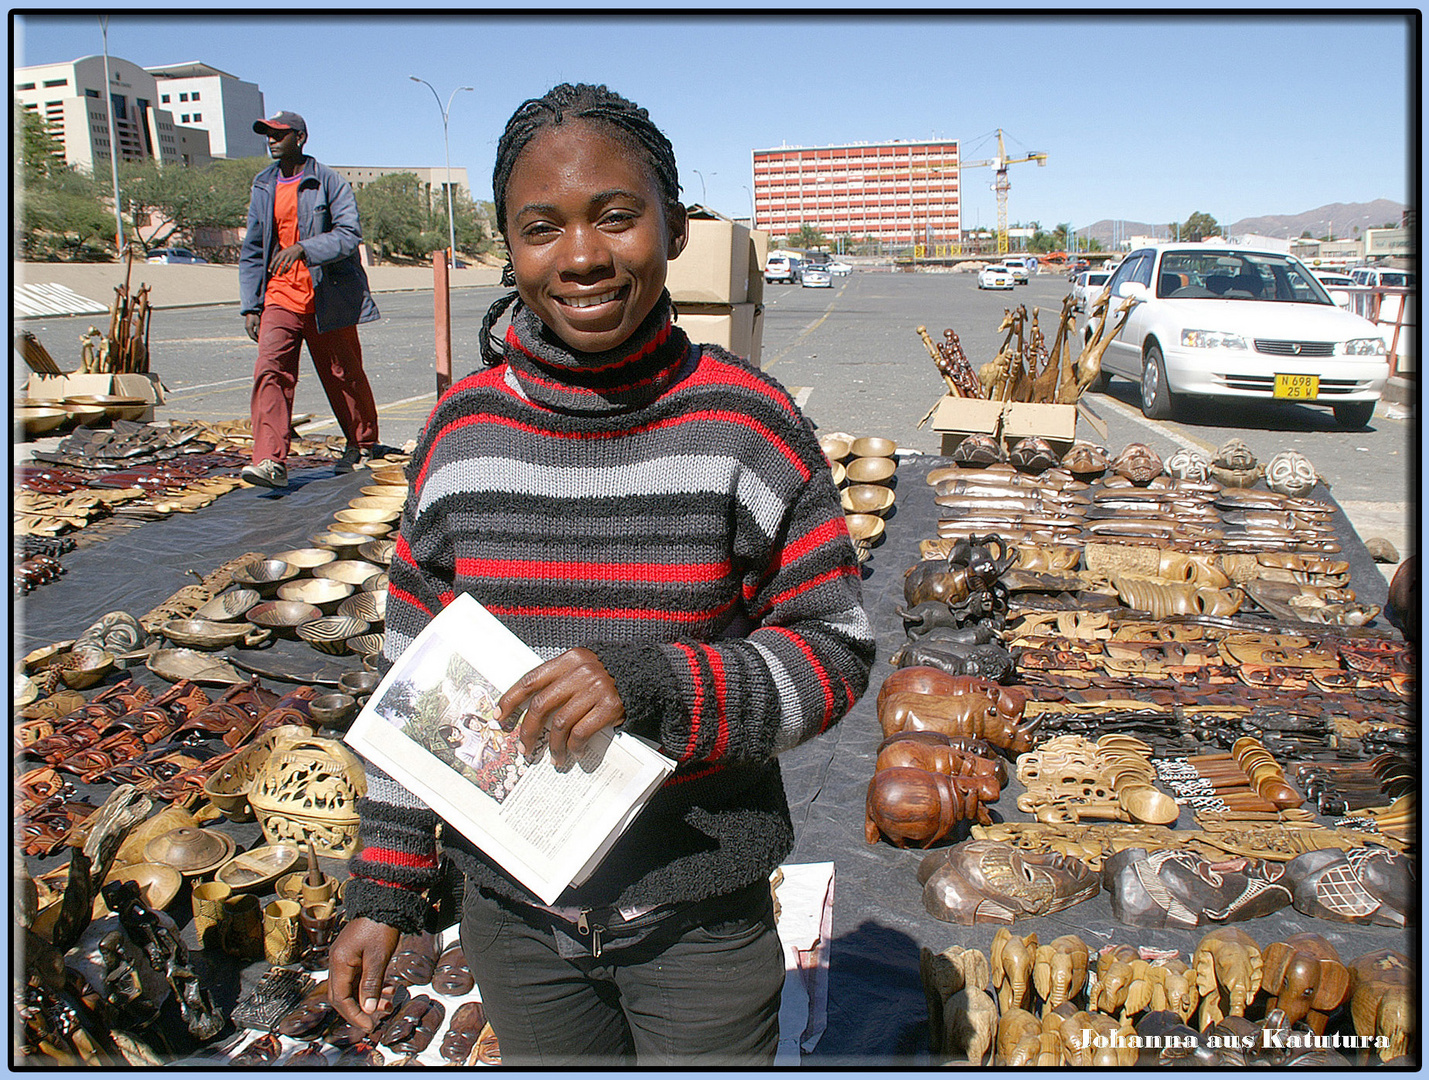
[14,55,212,170]
[751,140,960,248]
[144,61,267,159]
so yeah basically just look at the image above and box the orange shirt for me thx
[264,173,316,315]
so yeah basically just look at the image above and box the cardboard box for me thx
[26,372,167,421]
[678,302,765,367]
[668,210,762,305]
[929,396,1078,457]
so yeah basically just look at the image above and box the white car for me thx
[977,265,1016,290]
[764,254,800,284]
[1072,270,1110,313]
[828,260,853,276]
[1005,261,1030,285]
[1084,244,1389,427]
[1312,271,1356,310]
[146,247,208,265]
[801,263,833,288]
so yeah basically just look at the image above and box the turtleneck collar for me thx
[502,292,694,415]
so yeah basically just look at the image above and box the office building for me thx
[751,140,960,247]
[331,165,471,209]
[15,55,212,170]
[144,61,267,159]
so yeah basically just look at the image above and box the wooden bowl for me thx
[58,650,116,689]
[313,559,382,589]
[216,843,302,893]
[65,394,150,422]
[310,530,370,556]
[161,618,263,650]
[247,600,323,637]
[270,547,338,571]
[362,572,390,593]
[369,466,408,486]
[58,401,108,427]
[333,506,400,527]
[17,406,70,437]
[338,590,386,624]
[231,558,299,597]
[845,456,897,484]
[841,484,895,515]
[851,436,898,458]
[348,495,405,513]
[819,434,853,462]
[339,670,381,700]
[349,632,385,658]
[99,862,183,913]
[330,518,393,536]
[358,539,395,566]
[296,615,370,655]
[308,691,359,728]
[278,577,355,614]
[830,462,847,487]
[361,485,406,498]
[845,513,887,545]
[192,588,261,622]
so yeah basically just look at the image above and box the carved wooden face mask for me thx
[1062,442,1110,477]
[1164,447,1211,482]
[1112,443,1163,485]
[1264,450,1318,497]
[1104,847,1294,929]
[919,839,1099,924]
[1215,438,1257,471]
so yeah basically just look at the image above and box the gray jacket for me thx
[239,156,379,333]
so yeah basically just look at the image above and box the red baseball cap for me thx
[254,111,307,137]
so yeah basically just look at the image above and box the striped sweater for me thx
[345,294,874,931]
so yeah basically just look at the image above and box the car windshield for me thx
[1155,250,1334,305]
[1378,272,1412,288]
[1088,274,1108,286]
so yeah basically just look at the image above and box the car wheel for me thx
[1333,401,1375,429]
[1140,343,1175,419]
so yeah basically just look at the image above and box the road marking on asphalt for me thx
[149,335,251,344]
[164,376,253,397]
[297,392,437,433]
[1088,392,1218,454]
[792,386,813,409]
[761,282,846,372]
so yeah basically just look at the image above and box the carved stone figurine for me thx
[1102,847,1293,928]
[920,944,996,1064]
[1192,926,1262,1031]
[1347,950,1414,1063]
[1283,845,1414,928]
[919,841,1099,925]
[1033,934,1091,1012]
[1259,933,1350,1035]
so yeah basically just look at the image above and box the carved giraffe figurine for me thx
[1031,294,1076,403]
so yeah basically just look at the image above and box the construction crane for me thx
[962,129,1047,255]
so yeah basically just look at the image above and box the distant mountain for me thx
[1077,200,1406,247]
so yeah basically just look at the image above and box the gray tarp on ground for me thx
[17,454,1406,1065]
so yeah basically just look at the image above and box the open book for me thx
[344,592,676,905]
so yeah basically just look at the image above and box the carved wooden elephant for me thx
[920,944,995,1064]
[1092,946,1153,1022]
[1348,950,1414,1063]
[991,928,1038,1013]
[1033,934,1089,1012]
[1260,933,1350,1035]
[1146,958,1199,1023]
[1193,926,1263,1030]
[1058,1009,1136,1067]
[995,1006,1042,1066]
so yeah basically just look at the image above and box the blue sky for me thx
[15,12,1412,232]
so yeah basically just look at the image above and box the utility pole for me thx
[99,17,125,256]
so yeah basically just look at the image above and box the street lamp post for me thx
[691,169,707,206]
[742,184,754,227]
[410,76,473,268]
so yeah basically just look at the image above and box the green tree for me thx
[1171,211,1221,242]
[431,189,494,258]
[118,156,263,253]
[785,224,827,251]
[15,100,115,261]
[353,172,431,262]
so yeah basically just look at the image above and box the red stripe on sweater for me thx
[487,596,738,624]
[385,581,433,619]
[353,874,424,893]
[685,355,802,420]
[766,626,837,730]
[360,846,437,869]
[671,642,704,761]
[706,647,729,759]
[746,516,851,602]
[455,556,731,584]
[755,563,861,619]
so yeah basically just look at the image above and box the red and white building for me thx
[751,140,960,247]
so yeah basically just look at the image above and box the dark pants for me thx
[459,882,784,1066]
[251,304,378,464]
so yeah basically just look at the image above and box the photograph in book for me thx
[345,592,676,904]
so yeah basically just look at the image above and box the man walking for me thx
[239,111,381,489]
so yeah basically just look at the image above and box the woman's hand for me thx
[327,917,400,1031]
[497,647,625,767]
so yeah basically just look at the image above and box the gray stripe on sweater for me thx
[419,455,788,537]
[366,767,436,811]
[749,639,809,753]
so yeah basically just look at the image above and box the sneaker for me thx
[241,459,288,489]
[335,444,373,474]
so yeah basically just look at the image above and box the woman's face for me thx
[504,119,686,354]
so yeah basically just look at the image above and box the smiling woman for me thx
[328,83,875,1067]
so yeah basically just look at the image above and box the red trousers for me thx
[251,304,379,464]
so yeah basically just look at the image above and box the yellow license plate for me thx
[1273,373,1319,399]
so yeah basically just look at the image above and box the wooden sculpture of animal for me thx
[996,1006,1045,1066]
[1071,295,1136,398]
[1347,950,1413,1063]
[865,766,991,846]
[874,734,1002,801]
[1033,934,1090,1012]
[1030,294,1076,403]
[921,944,997,1064]
[991,928,1039,1013]
[1259,933,1350,1036]
[1091,946,1155,1023]
[1193,926,1263,1030]
[877,688,1035,753]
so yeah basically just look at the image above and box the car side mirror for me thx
[1119,282,1149,301]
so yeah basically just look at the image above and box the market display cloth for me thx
[18,453,1405,1064]
[778,453,1404,1065]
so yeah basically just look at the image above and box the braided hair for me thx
[479,83,683,366]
